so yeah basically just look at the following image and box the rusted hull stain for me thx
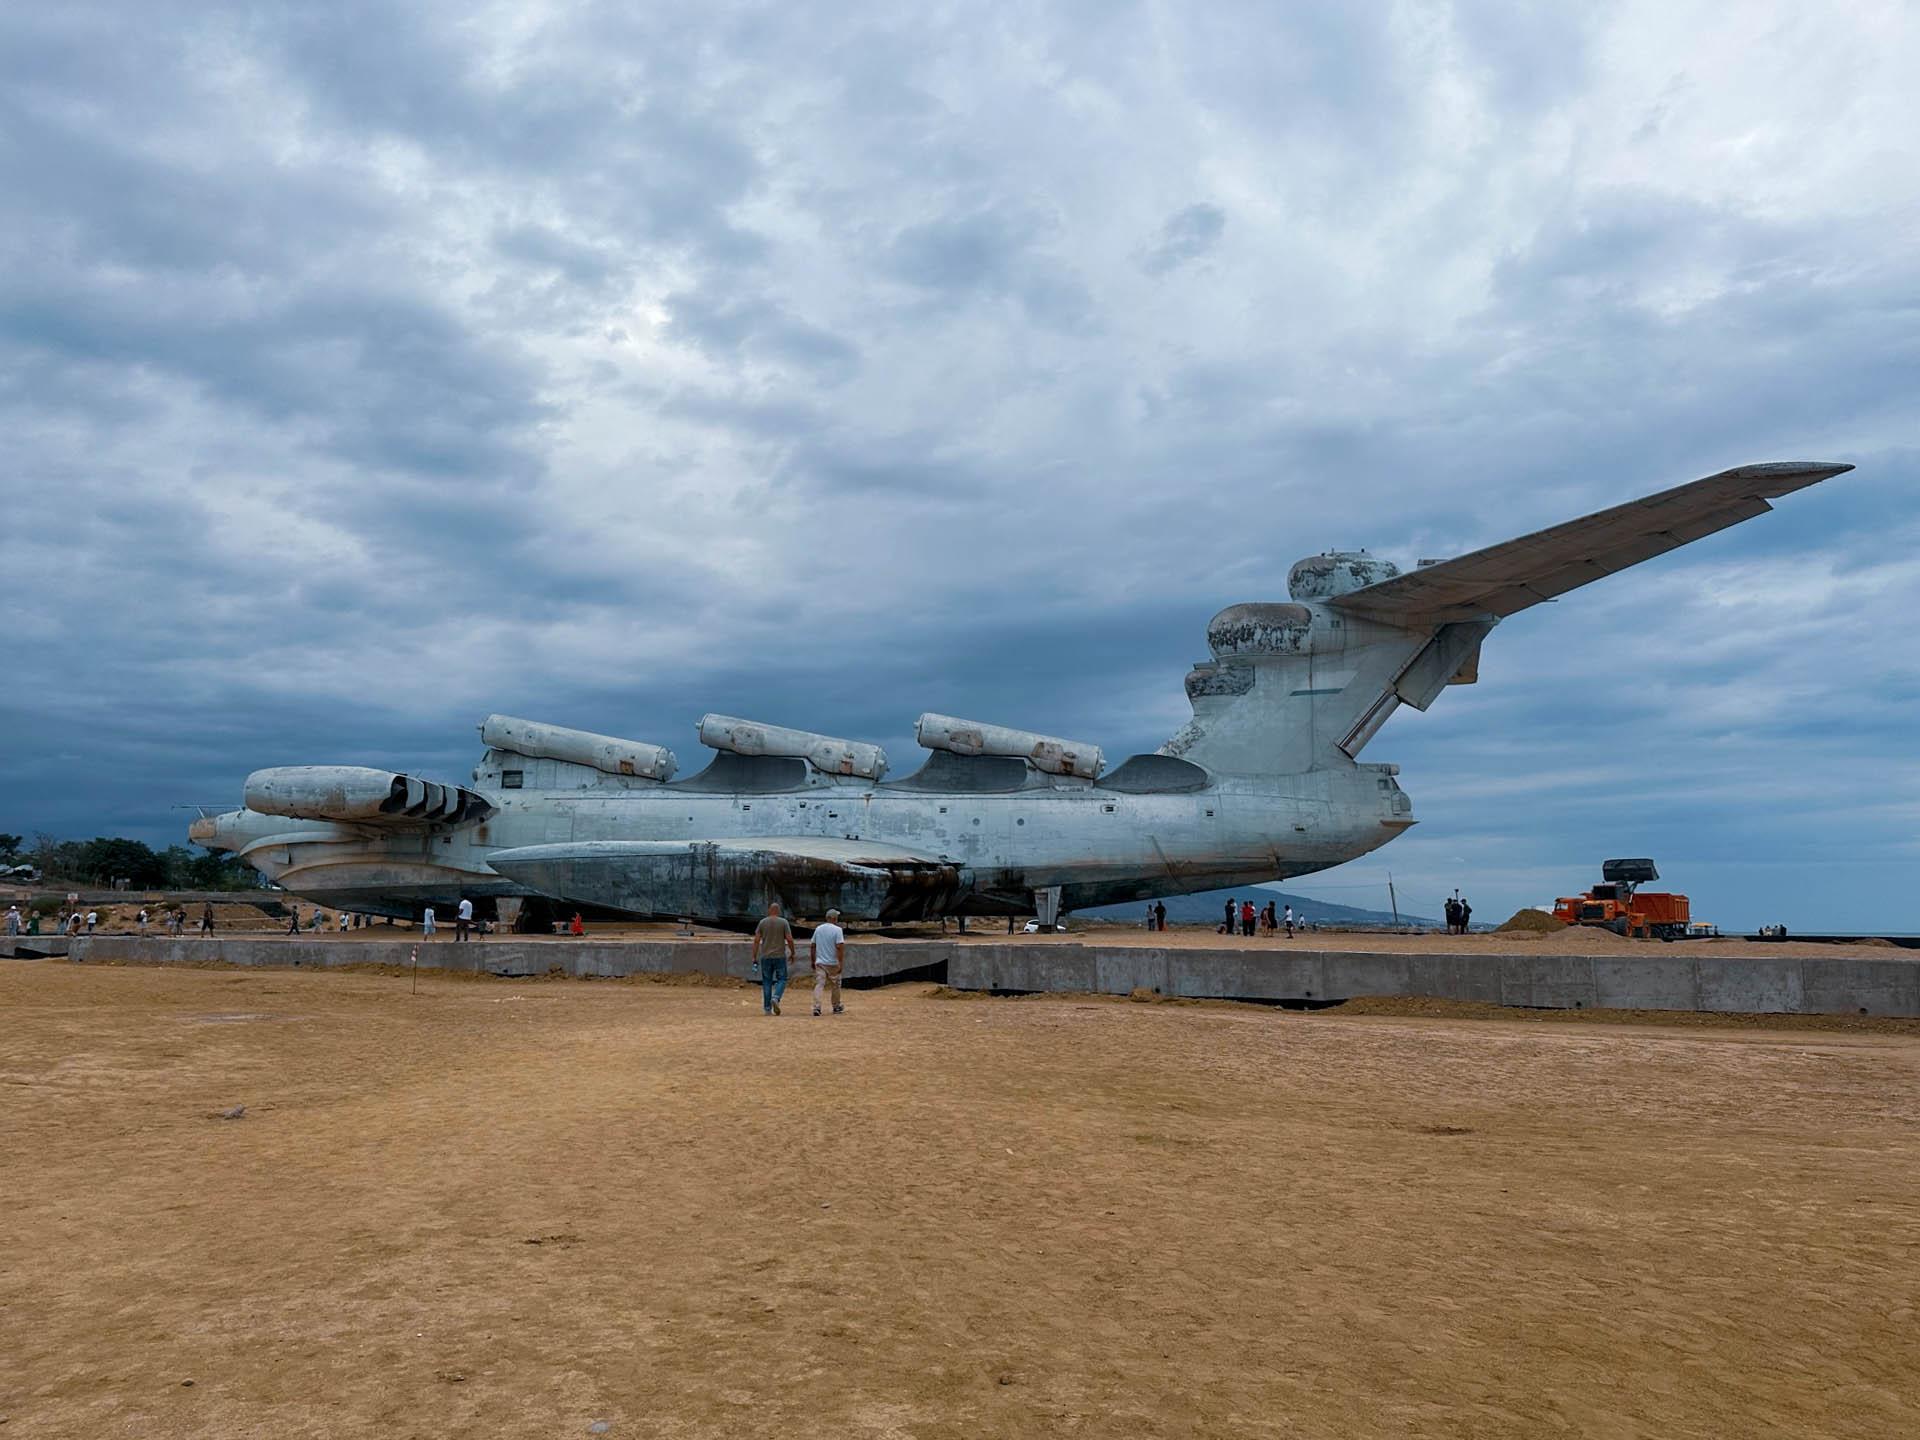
[494,845,967,923]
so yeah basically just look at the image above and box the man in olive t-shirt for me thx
[753,902,796,1015]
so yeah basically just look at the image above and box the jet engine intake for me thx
[242,766,495,826]
[914,713,1105,779]
[479,714,677,781]
[696,715,888,780]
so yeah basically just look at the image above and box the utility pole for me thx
[1388,871,1401,928]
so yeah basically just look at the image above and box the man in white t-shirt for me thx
[456,896,473,942]
[810,909,847,1017]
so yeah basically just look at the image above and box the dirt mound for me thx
[1495,907,1567,934]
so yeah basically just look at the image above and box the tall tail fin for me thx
[1163,461,1850,776]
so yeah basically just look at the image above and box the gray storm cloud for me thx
[2,0,1916,928]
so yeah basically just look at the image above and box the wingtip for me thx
[1754,459,1853,478]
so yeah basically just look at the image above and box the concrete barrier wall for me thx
[55,935,956,985]
[947,944,1920,1018]
[2,937,72,959]
[21,937,1920,1018]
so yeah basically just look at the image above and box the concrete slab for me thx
[1696,956,1804,1014]
[1321,951,1415,1001]
[1800,958,1920,1018]
[1592,955,1700,1012]
[3,938,71,959]
[1236,953,1324,1001]
[1165,949,1254,1000]
[1499,955,1599,1010]
[1408,954,1505,1005]
[1093,947,1172,996]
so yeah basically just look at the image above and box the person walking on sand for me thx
[1458,897,1472,934]
[200,903,215,935]
[1283,903,1295,939]
[422,905,436,938]
[1240,900,1256,938]
[811,907,847,1016]
[753,900,795,1016]
[569,911,584,937]
[1153,900,1166,933]
[5,903,19,936]
[286,906,301,936]
[1222,897,1235,934]
[455,896,472,942]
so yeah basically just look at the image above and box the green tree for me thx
[72,837,167,888]
[0,833,22,860]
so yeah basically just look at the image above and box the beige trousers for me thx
[813,962,842,1012]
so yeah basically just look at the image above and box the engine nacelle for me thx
[243,766,494,825]
[914,713,1104,779]
[697,715,888,780]
[480,714,677,781]
[1287,551,1400,601]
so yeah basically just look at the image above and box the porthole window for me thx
[1103,804,1116,813]
[1016,818,1025,826]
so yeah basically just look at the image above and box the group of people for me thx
[750,901,847,1018]
[1217,897,1300,938]
[417,898,481,940]
[1443,895,1474,934]
[2,902,217,937]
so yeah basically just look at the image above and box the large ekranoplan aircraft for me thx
[193,462,1847,929]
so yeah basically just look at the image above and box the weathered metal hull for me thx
[195,766,1413,923]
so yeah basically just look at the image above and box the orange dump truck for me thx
[1552,858,1691,940]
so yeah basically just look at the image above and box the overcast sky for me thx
[3,2,1916,929]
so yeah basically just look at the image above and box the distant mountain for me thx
[1080,885,1439,929]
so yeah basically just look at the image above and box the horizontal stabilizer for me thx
[489,837,960,923]
[1329,461,1851,623]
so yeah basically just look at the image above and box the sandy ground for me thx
[4,963,1917,1439]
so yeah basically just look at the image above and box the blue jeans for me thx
[759,955,789,1011]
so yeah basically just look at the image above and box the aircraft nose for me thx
[188,810,247,850]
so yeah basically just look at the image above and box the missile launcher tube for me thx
[914,712,1105,779]
[697,714,888,780]
[479,714,677,781]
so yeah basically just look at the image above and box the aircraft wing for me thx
[1328,461,1852,624]
[488,836,964,923]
